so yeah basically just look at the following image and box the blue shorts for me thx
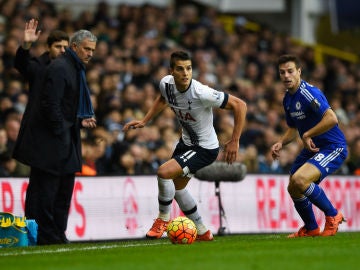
[290,144,348,183]
[172,140,219,177]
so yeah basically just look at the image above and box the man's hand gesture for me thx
[22,19,41,49]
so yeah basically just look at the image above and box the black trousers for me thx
[25,167,75,245]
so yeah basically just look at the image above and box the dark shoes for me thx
[37,232,70,245]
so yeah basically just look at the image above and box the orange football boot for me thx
[196,230,214,241]
[321,212,346,236]
[146,218,169,239]
[287,226,320,238]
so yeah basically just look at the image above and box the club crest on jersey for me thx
[311,98,321,111]
[187,100,192,110]
[291,101,306,120]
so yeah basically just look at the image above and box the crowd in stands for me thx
[0,0,360,177]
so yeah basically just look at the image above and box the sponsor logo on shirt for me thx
[290,111,306,120]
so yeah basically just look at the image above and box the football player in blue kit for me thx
[123,51,247,240]
[271,54,347,237]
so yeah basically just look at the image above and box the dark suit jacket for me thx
[13,50,82,175]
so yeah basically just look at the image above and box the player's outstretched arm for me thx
[222,95,247,164]
[271,127,297,160]
[123,94,167,131]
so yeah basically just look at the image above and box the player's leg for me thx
[305,146,347,236]
[146,158,183,239]
[173,176,213,240]
[288,163,322,238]
[147,140,218,239]
[288,146,347,237]
[172,143,219,241]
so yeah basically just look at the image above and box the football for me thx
[167,216,197,244]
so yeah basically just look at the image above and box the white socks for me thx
[156,179,208,235]
[175,188,207,235]
[157,177,175,221]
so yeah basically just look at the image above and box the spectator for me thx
[4,117,21,152]
[0,150,16,177]
[77,136,106,176]
[347,137,360,175]
[0,126,7,154]
[258,149,284,174]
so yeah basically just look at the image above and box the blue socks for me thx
[293,197,318,230]
[293,183,337,230]
[304,183,337,216]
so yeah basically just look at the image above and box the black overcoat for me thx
[13,47,50,161]
[13,50,82,175]
[14,47,51,96]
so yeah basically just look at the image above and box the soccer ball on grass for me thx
[167,216,197,244]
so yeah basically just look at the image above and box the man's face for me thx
[48,40,69,59]
[71,39,96,64]
[279,61,301,92]
[170,60,192,92]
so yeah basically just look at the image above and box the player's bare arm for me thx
[302,109,338,139]
[222,95,247,164]
[271,127,297,160]
[123,94,167,131]
[301,108,338,152]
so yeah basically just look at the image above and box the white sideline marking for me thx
[0,241,167,256]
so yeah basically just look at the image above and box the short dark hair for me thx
[170,51,191,68]
[277,54,301,68]
[47,30,69,47]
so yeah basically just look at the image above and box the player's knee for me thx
[157,161,185,179]
[287,182,297,196]
[289,174,308,194]
[157,165,174,179]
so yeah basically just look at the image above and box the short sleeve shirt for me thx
[283,80,347,148]
[159,75,228,149]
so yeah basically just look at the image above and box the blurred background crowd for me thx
[0,0,360,177]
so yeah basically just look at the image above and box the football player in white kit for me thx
[123,51,247,240]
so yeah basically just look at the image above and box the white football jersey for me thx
[159,75,228,149]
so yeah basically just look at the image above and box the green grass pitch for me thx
[1,232,359,270]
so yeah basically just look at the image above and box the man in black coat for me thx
[13,19,69,242]
[13,26,97,245]
[14,19,69,109]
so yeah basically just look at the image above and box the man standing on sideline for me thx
[123,51,247,241]
[13,18,69,226]
[271,54,347,238]
[13,28,97,245]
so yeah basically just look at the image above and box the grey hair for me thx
[70,30,97,45]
